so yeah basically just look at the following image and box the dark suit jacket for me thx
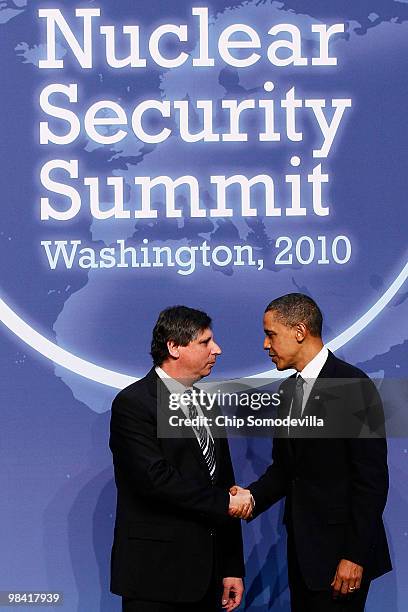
[109,368,245,602]
[249,351,392,589]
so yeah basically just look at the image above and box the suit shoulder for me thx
[114,378,143,399]
[112,370,155,408]
[331,354,370,379]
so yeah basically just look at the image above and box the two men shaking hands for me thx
[229,486,254,520]
[110,295,391,612]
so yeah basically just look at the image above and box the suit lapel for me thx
[302,351,341,417]
[275,351,336,460]
[293,351,343,452]
[278,376,295,419]
[150,369,215,483]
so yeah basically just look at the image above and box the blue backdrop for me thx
[0,0,407,610]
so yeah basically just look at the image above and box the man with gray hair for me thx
[231,293,391,611]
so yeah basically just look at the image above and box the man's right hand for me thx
[228,485,253,519]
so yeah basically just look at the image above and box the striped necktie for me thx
[186,390,216,481]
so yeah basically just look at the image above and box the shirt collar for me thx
[299,346,328,382]
[155,365,191,395]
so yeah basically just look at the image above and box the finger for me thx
[228,503,241,516]
[235,503,251,519]
[340,579,350,596]
[233,587,243,607]
[228,498,241,514]
[241,505,253,520]
[228,508,239,517]
[243,501,252,514]
[331,573,342,596]
[230,486,238,495]
[246,499,255,519]
[227,588,238,611]
[347,579,357,595]
[354,578,361,590]
[221,585,230,608]
[223,594,236,611]
[233,507,248,519]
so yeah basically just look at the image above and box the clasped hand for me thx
[228,485,253,519]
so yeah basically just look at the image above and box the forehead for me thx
[263,310,289,330]
[190,327,213,344]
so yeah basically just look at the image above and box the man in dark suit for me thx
[110,305,249,612]
[230,293,391,611]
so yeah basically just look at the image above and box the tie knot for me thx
[183,389,197,419]
[181,388,195,404]
[296,374,304,388]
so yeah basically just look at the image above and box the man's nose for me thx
[212,341,222,355]
[263,337,270,350]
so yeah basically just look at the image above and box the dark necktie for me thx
[187,390,216,481]
[291,375,305,421]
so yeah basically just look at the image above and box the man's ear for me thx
[295,322,307,343]
[167,340,180,359]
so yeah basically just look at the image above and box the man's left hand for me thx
[221,577,244,610]
[331,559,363,597]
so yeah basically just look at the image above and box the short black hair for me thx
[151,305,212,366]
[265,293,323,337]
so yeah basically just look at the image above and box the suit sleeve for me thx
[344,379,389,567]
[110,390,230,523]
[246,381,290,517]
[215,437,245,578]
[246,436,288,518]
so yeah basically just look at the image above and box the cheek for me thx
[196,349,208,364]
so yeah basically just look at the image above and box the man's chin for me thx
[272,358,285,371]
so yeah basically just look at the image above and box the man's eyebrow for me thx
[199,335,212,343]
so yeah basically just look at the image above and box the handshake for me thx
[228,486,254,520]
